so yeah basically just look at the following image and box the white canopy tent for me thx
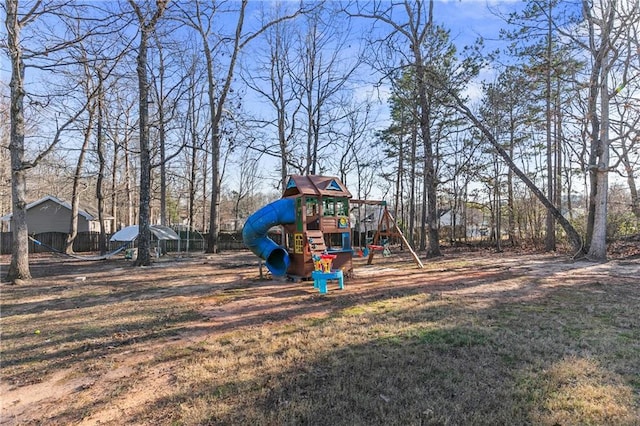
[110,225,179,242]
[110,225,180,260]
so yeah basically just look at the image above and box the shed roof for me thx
[0,195,113,221]
[282,175,352,198]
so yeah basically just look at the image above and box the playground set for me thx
[242,174,422,293]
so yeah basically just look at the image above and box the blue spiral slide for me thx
[242,198,296,276]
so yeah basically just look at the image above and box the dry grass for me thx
[1,251,639,425]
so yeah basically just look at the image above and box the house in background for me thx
[0,195,114,234]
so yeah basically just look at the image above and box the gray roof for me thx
[0,195,114,221]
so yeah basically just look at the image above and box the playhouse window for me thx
[326,233,342,248]
[323,198,335,216]
[306,197,318,216]
[336,198,348,216]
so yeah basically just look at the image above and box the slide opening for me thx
[266,247,290,276]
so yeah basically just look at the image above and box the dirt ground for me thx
[1,246,639,425]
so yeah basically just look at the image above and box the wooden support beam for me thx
[350,199,386,206]
[366,204,423,269]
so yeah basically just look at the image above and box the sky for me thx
[234,0,529,194]
[420,0,525,101]
[0,0,535,199]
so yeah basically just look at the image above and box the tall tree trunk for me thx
[135,26,152,265]
[207,127,221,253]
[507,111,516,247]
[202,147,208,233]
[96,72,107,255]
[206,0,247,253]
[124,131,133,227]
[129,0,167,265]
[555,78,563,221]
[159,110,167,226]
[158,51,167,227]
[6,0,31,282]
[586,58,610,260]
[393,128,404,236]
[188,86,198,232]
[544,0,556,251]
[420,152,428,251]
[622,154,640,218]
[202,15,219,252]
[407,1,440,257]
[584,0,616,259]
[415,58,441,257]
[583,4,604,250]
[110,120,119,230]
[409,123,417,248]
[425,153,440,256]
[494,155,502,252]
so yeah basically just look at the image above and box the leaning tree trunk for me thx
[65,106,94,254]
[454,94,584,255]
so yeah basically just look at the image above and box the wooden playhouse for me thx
[281,175,353,278]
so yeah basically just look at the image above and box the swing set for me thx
[350,199,423,269]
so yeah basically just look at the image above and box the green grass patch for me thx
[412,326,489,347]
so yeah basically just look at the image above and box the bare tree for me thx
[611,101,640,218]
[64,57,96,253]
[349,0,447,256]
[177,0,308,253]
[64,22,127,254]
[118,92,138,228]
[176,0,243,253]
[182,56,210,233]
[148,30,191,229]
[241,2,301,189]
[608,4,640,219]
[579,0,637,260]
[128,0,168,266]
[334,97,376,189]
[291,4,361,176]
[3,0,96,282]
[95,68,108,254]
